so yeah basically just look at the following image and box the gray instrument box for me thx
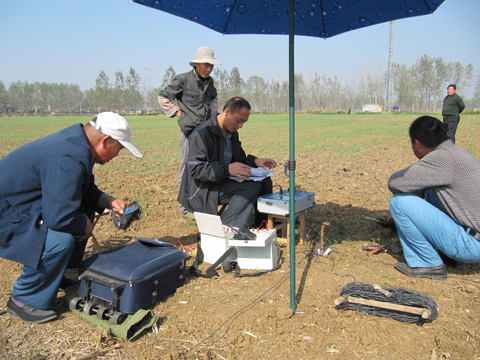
[257,191,315,216]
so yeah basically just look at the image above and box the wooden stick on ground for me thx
[334,295,432,320]
[320,222,330,253]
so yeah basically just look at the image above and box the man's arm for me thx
[187,131,229,183]
[388,150,455,196]
[158,75,184,117]
[41,156,129,241]
[457,95,465,114]
[210,97,219,115]
[158,96,180,118]
[40,155,90,237]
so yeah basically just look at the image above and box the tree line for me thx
[1,54,479,115]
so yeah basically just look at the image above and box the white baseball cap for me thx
[189,47,221,66]
[90,112,142,158]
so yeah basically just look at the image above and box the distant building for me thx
[362,104,383,113]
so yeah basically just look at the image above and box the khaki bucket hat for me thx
[189,47,221,66]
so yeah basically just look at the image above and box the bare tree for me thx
[431,57,449,111]
[160,66,176,90]
[472,71,480,110]
[125,67,142,113]
[142,67,155,114]
[95,70,112,112]
[414,54,435,110]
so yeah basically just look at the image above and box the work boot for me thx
[394,262,447,280]
[7,297,58,324]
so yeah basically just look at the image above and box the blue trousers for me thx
[12,229,76,310]
[389,191,480,268]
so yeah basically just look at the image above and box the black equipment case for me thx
[77,238,189,314]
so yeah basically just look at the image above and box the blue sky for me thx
[1,0,478,96]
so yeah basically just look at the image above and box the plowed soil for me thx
[1,115,480,360]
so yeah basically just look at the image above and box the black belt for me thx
[467,228,480,241]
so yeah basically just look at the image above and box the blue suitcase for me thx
[73,238,188,322]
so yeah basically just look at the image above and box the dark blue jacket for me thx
[0,124,104,269]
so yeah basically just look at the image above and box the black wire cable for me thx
[178,187,480,357]
[337,282,438,323]
[176,251,311,359]
[304,227,476,324]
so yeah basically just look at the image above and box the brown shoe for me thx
[394,262,447,280]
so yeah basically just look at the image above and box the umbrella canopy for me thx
[133,0,446,311]
[133,0,445,39]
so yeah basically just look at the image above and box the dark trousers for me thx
[12,229,76,309]
[12,210,95,309]
[443,115,460,144]
[67,210,96,269]
[218,178,262,229]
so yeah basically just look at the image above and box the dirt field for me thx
[1,115,480,359]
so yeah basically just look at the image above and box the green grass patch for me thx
[2,113,479,167]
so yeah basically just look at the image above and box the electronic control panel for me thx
[257,190,315,216]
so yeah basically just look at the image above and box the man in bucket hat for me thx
[158,47,220,218]
[0,112,142,324]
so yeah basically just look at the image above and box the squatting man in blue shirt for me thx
[0,112,142,324]
[385,116,480,280]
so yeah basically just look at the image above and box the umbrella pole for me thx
[288,0,296,313]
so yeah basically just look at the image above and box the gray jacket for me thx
[388,140,480,232]
[159,69,218,136]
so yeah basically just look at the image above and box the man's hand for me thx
[384,210,393,222]
[175,110,181,118]
[108,197,127,217]
[255,158,277,169]
[229,162,252,179]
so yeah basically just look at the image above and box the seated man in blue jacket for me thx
[178,97,277,229]
[0,112,142,324]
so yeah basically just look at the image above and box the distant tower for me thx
[385,21,395,112]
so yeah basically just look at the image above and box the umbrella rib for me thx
[422,0,434,14]
[223,0,238,35]
[319,0,326,39]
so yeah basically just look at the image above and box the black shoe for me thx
[394,262,447,280]
[7,297,58,324]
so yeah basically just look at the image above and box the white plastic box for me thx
[194,212,236,265]
[228,229,279,270]
[194,212,279,270]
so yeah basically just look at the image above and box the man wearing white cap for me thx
[158,47,221,218]
[0,112,142,324]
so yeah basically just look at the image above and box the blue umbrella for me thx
[133,0,446,311]
[133,1,445,38]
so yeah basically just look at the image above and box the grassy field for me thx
[2,112,479,182]
[2,112,469,158]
